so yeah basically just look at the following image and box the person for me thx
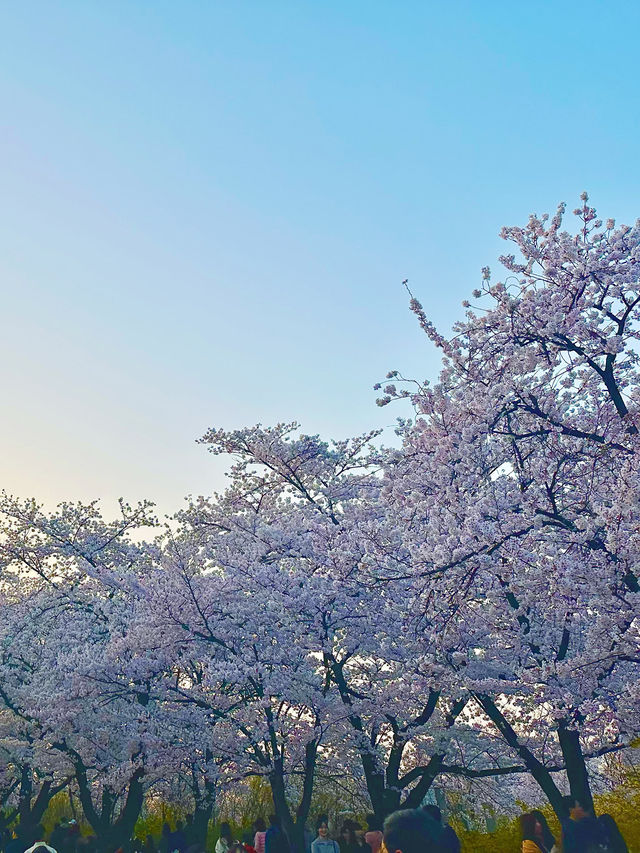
[254,819,267,853]
[561,796,611,853]
[364,817,382,853]
[265,816,289,853]
[49,823,66,853]
[76,836,97,853]
[529,811,558,853]
[303,825,313,853]
[183,816,195,850]
[169,821,187,853]
[4,829,26,853]
[21,827,49,853]
[160,824,173,853]
[66,821,79,853]
[143,834,157,853]
[216,824,235,853]
[519,812,557,853]
[597,815,628,853]
[422,806,460,853]
[24,844,57,853]
[310,818,338,853]
[382,809,443,853]
[242,832,257,853]
[339,824,360,853]
[352,823,371,853]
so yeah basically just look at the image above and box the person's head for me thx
[421,806,441,825]
[341,824,356,845]
[562,795,590,820]
[382,809,442,853]
[365,816,381,834]
[530,810,555,849]
[162,824,171,837]
[597,814,622,840]
[220,823,233,843]
[315,817,328,839]
[268,816,280,829]
[519,813,537,843]
[254,819,266,833]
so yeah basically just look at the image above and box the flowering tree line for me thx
[0,198,638,853]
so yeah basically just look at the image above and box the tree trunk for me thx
[192,804,214,850]
[358,750,390,821]
[15,768,65,841]
[474,694,569,819]
[75,762,144,853]
[191,758,216,850]
[400,756,443,811]
[268,744,317,853]
[557,723,594,814]
[269,762,294,847]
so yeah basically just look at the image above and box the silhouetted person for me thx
[383,810,443,853]
[169,822,187,853]
[422,806,460,853]
[597,814,628,853]
[562,796,610,853]
[143,836,156,853]
[265,816,289,853]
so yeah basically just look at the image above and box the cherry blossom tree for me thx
[0,497,168,851]
[175,425,486,822]
[1,195,639,834]
[377,196,640,817]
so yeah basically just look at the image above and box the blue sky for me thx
[1,1,639,515]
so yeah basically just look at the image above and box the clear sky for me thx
[1,1,639,516]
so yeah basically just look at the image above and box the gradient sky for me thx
[1,1,639,517]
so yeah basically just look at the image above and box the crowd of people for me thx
[211,811,459,853]
[0,796,631,853]
[519,797,628,853]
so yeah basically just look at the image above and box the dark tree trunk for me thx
[15,766,68,841]
[474,694,569,819]
[558,723,594,814]
[75,762,144,853]
[191,756,216,849]
[268,741,317,853]
[328,660,462,822]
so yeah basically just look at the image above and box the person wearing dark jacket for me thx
[422,806,460,853]
[561,796,613,853]
[339,823,363,853]
[265,816,289,853]
[383,810,443,853]
[596,814,628,853]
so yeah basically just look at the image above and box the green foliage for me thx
[40,791,89,837]
[454,815,520,853]
[133,800,185,841]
